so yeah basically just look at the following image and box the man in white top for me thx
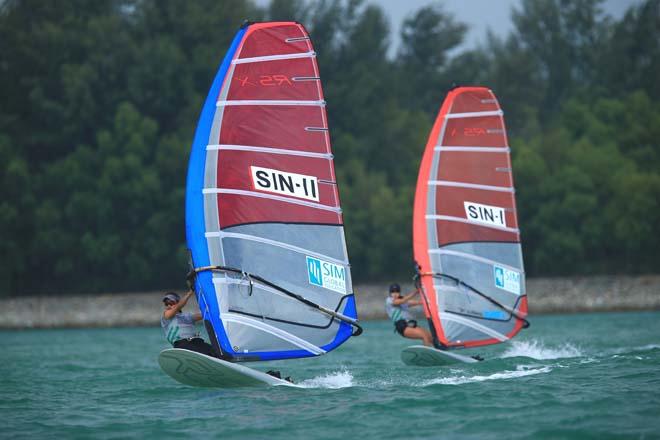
[384,283,433,346]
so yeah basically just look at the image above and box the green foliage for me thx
[598,0,660,100]
[0,134,33,295]
[513,90,660,275]
[396,4,467,113]
[1,0,659,295]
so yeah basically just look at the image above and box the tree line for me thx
[1,0,658,295]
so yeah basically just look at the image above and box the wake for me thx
[500,340,583,360]
[422,365,552,386]
[297,370,354,389]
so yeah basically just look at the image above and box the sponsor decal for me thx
[494,265,521,295]
[306,256,346,294]
[464,201,507,228]
[251,166,319,201]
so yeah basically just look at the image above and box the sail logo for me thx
[251,166,319,202]
[464,201,507,228]
[259,75,292,86]
[494,265,521,295]
[450,127,488,137]
[235,75,293,87]
[464,127,488,136]
[307,257,322,286]
[306,256,346,294]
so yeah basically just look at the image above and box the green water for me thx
[3,312,660,439]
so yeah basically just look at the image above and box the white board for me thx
[158,348,299,388]
[401,345,480,366]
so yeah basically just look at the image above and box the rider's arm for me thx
[390,290,419,306]
[162,290,194,320]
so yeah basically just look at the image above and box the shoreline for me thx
[2,275,659,329]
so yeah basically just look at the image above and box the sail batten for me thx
[232,51,316,64]
[414,86,528,350]
[427,180,515,192]
[445,110,503,119]
[434,146,511,153]
[207,144,333,159]
[216,99,326,106]
[186,22,358,362]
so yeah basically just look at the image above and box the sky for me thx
[371,0,643,53]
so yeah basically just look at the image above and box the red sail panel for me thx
[218,151,336,190]
[216,149,340,228]
[442,116,506,147]
[435,188,518,227]
[448,88,500,113]
[437,151,512,188]
[227,58,319,101]
[435,221,519,245]
[212,22,339,230]
[218,195,341,227]
[237,23,311,58]
[218,106,327,152]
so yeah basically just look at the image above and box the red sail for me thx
[413,87,528,349]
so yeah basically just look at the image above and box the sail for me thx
[413,86,528,349]
[185,22,358,362]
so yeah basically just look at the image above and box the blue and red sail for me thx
[186,22,358,361]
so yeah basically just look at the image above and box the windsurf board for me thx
[158,348,299,388]
[401,345,481,366]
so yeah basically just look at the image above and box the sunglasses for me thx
[164,300,176,306]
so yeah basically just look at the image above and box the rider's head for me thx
[162,292,181,308]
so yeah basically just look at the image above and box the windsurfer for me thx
[161,290,218,357]
[385,283,433,346]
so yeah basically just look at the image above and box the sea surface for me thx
[2,312,660,439]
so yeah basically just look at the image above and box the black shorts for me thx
[173,337,217,358]
[394,319,417,336]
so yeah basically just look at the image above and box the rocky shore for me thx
[2,275,659,329]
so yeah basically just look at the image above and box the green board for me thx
[401,345,480,367]
[158,348,299,388]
